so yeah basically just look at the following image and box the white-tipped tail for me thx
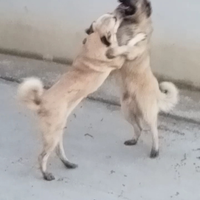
[158,82,179,113]
[18,77,44,111]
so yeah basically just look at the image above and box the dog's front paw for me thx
[106,48,116,59]
[137,33,147,41]
[136,33,147,42]
[127,33,147,47]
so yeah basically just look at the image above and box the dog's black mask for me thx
[118,0,152,17]
[119,0,132,6]
[118,0,137,16]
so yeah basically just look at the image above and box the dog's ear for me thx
[144,0,152,17]
[100,36,111,47]
[100,32,111,47]
[82,38,87,44]
[85,23,94,35]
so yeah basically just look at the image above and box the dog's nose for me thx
[118,0,130,7]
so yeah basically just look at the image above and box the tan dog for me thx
[87,0,179,158]
[111,0,179,158]
[18,13,146,181]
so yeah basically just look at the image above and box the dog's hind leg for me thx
[39,139,58,181]
[149,120,159,158]
[122,103,142,146]
[124,119,142,146]
[56,135,78,169]
[144,103,159,158]
[38,130,61,181]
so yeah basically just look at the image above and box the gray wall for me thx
[0,0,200,87]
[151,0,200,87]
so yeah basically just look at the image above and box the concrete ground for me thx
[0,54,200,199]
[0,79,200,200]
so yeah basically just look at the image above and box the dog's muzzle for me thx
[116,4,136,17]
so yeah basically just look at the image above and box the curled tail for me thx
[158,82,179,113]
[18,77,44,111]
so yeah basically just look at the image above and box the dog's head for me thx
[116,0,152,21]
[85,14,121,46]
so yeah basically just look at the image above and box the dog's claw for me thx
[43,172,55,181]
[150,149,159,158]
[124,139,138,146]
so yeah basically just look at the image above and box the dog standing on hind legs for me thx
[113,0,179,157]
[85,0,179,158]
[17,13,146,181]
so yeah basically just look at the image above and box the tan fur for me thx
[18,13,146,181]
[110,0,179,158]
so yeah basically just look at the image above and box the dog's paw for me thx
[127,33,147,47]
[136,33,147,42]
[150,149,159,158]
[130,33,147,46]
[124,139,138,146]
[106,48,116,59]
[43,172,55,181]
[64,161,78,169]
